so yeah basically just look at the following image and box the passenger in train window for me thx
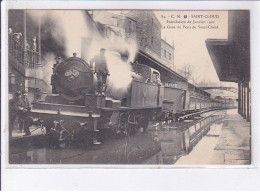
[155,74,162,85]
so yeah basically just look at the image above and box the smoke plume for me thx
[28,10,137,98]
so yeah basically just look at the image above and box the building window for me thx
[169,53,172,60]
[151,18,153,25]
[164,50,166,57]
[151,36,154,44]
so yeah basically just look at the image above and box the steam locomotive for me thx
[27,53,225,146]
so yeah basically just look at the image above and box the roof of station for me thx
[206,11,250,83]
[137,50,188,82]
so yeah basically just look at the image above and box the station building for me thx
[125,11,186,88]
[126,10,162,60]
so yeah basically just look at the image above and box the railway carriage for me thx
[161,86,185,120]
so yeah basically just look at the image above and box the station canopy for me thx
[206,11,250,83]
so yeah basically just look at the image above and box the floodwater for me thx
[9,110,226,165]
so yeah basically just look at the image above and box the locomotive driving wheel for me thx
[115,112,137,136]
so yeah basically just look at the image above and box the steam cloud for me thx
[28,10,137,99]
[40,53,56,88]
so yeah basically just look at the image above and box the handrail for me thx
[9,33,24,65]
[8,32,40,68]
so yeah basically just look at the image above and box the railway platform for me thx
[211,109,251,165]
[175,109,251,165]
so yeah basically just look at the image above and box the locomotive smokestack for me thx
[55,57,61,66]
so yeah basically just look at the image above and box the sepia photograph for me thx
[6,9,250,166]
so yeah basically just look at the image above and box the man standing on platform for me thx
[90,48,110,95]
[9,91,22,138]
[18,91,31,136]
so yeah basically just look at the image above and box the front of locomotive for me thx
[51,53,96,103]
[26,53,102,147]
